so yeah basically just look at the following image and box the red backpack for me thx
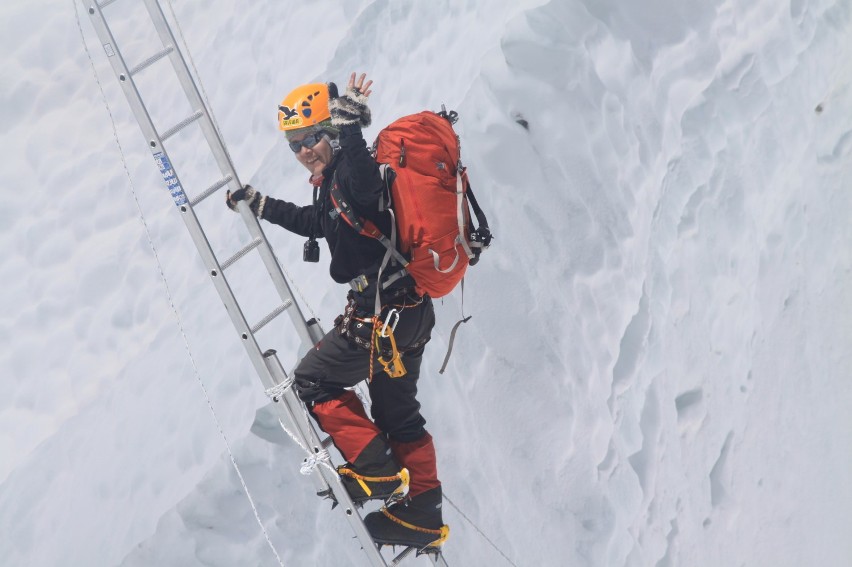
[330,109,491,299]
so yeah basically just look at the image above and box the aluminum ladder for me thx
[81,1,448,565]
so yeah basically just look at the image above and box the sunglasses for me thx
[289,131,326,153]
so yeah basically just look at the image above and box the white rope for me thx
[300,448,332,476]
[264,379,294,402]
[442,492,518,567]
[264,383,337,476]
[73,4,285,565]
[272,416,336,476]
[263,376,339,477]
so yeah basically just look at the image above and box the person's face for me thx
[289,130,333,177]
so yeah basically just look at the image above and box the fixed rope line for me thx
[73,4,286,566]
[442,493,518,567]
[262,381,336,476]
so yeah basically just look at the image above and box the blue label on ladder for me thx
[153,152,188,207]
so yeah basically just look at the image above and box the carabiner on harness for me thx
[380,308,400,337]
[373,316,407,378]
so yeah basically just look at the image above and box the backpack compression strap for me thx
[455,169,475,261]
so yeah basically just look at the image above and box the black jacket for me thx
[260,124,408,288]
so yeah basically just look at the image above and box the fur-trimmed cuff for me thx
[329,87,372,128]
[256,194,267,219]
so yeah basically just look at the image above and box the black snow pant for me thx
[293,289,435,444]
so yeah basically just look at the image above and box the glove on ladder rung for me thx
[129,45,174,76]
[161,109,204,141]
[221,237,262,270]
[251,301,293,335]
[191,174,233,207]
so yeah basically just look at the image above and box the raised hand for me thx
[329,72,373,128]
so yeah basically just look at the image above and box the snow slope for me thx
[1,0,851,565]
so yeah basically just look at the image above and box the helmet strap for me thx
[325,133,341,156]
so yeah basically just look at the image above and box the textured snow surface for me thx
[1,0,851,565]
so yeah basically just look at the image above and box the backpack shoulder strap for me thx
[329,172,410,297]
[377,163,395,212]
[329,172,385,241]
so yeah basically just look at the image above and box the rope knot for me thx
[300,449,331,475]
[265,378,294,402]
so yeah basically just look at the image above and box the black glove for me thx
[226,185,266,218]
[329,85,372,128]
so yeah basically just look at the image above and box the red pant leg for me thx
[390,432,440,497]
[312,390,382,463]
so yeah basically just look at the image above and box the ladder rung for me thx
[190,175,233,207]
[161,110,204,141]
[251,301,293,335]
[129,45,175,76]
[97,0,121,8]
[221,237,262,270]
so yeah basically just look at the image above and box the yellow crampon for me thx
[380,506,451,548]
[337,467,410,501]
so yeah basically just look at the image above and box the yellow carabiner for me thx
[374,323,407,378]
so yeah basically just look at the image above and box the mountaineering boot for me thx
[337,435,409,504]
[310,392,408,503]
[310,392,407,502]
[364,486,449,549]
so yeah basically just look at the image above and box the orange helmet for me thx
[278,83,331,132]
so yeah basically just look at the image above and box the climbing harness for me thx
[336,292,427,381]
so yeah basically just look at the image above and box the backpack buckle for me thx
[349,274,370,292]
[470,227,492,248]
[469,227,492,266]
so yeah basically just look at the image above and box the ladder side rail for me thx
[78,16,352,550]
[139,0,237,186]
[83,4,337,517]
[84,4,328,493]
[266,376,334,501]
[83,3,281,385]
[264,353,390,567]
[236,208,317,354]
[138,0,316,353]
[84,6,392,565]
[87,0,314,353]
